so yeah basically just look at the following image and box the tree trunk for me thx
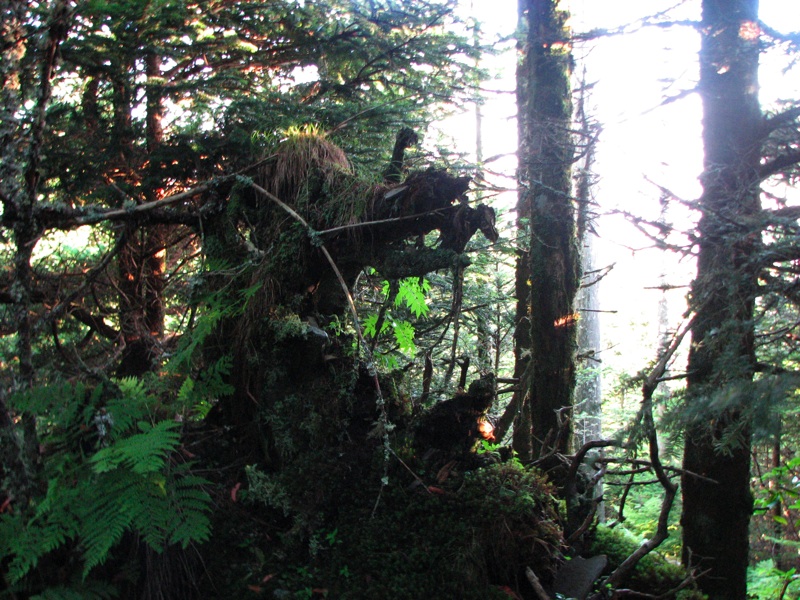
[116,53,167,377]
[681,1,761,597]
[514,0,579,458]
[1,0,69,502]
[574,82,601,452]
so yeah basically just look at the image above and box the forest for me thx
[2,0,800,598]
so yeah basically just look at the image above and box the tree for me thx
[512,0,580,459]
[681,1,800,597]
[573,78,601,453]
[0,1,500,594]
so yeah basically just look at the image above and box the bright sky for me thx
[442,0,800,379]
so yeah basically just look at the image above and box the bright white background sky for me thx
[439,0,800,378]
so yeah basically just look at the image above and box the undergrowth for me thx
[0,378,212,597]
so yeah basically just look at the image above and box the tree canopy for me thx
[2,1,800,599]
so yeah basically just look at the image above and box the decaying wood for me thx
[526,567,551,600]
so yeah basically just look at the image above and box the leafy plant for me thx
[748,559,800,600]
[0,379,212,591]
[364,277,432,367]
[391,277,431,318]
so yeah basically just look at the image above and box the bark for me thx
[681,1,761,597]
[510,0,535,462]
[116,53,167,377]
[1,0,70,504]
[514,0,579,458]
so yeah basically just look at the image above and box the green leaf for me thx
[395,277,430,318]
[392,320,416,355]
[90,420,181,474]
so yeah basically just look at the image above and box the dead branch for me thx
[566,492,605,546]
[592,320,693,595]
[525,567,552,600]
[608,472,636,528]
[758,149,800,181]
[36,228,129,334]
[613,568,711,599]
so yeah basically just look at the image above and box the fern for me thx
[31,580,118,600]
[393,277,431,318]
[1,380,212,586]
[78,471,136,576]
[175,355,234,416]
[160,471,213,548]
[102,378,152,438]
[3,479,82,581]
[90,420,181,474]
[167,282,259,373]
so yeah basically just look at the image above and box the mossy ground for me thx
[589,525,704,598]
[197,417,564,599]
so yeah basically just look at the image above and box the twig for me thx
[567,492,605,545]
[598,458,717,484]
[36,228,129,332]
[595,320,691,594]
[316,206,450,236]
[566,439,620,487]
[525,567,552,600]
[608,472,635,528]
[71,179,225,225]
[613,568,711,599]
[388,447,431,495]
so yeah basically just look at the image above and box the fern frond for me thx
[103,378,152,436]
[165,474,212,547]
[78,470,138,576]
[90,420,181,474]
[4,479,82,583]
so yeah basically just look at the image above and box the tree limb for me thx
[758,149,800,181]
[594,319,691,595]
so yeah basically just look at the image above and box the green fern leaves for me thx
[1,379,212,586]
[90,420,181,474]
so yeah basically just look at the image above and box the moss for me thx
[589,525,696,596]
[320,461,563,599]
[196,354,566,599]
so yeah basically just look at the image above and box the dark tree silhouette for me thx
[383,126,419,183]
[681,1,760,596]
[512,0,579,459]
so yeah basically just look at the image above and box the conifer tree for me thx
[512,0,580,459]
[682,1,800,596]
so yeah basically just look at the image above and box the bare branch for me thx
[761,105,800,136]
[758,150,800,181]
[594,319,693,595]
[37,228,129,334]
[525,567,552,600]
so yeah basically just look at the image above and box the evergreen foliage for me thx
[3,0,800,597]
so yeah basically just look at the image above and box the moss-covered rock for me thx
[589,525,703,597]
